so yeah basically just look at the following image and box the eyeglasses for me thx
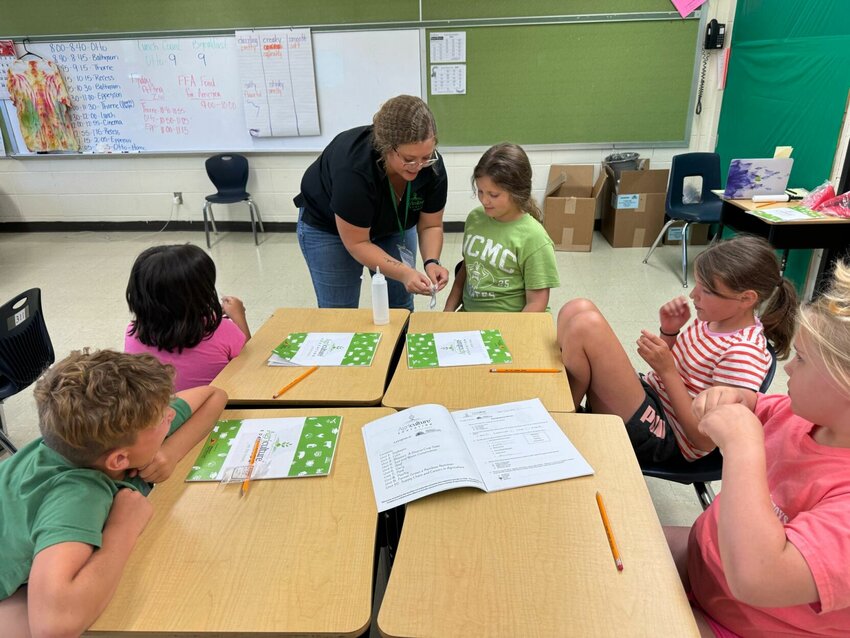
[395,149,439,170]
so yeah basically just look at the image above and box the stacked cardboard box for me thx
[542,165,607,252]
[601,159,670,248]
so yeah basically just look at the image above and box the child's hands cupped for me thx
[636,331,676,375]
[659,296,691,334]
[697,403,764,451]
[692,386,748,420]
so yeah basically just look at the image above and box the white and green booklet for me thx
[406,329,512,368]
[267,332,381,367]
[186,416,342,482]
[746,205,826,223]
[361,398,593,512]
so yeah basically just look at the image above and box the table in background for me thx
[717,195,850,274]
[382,312,573,412]
[212,308,409,406]
[377,413,699,638]
[87,407,394,638]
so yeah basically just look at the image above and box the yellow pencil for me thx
[272,365,319,398]
[240,436,262,497]
[596,492,624,571]
[489,367,561,373]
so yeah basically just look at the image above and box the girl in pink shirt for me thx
[124,244,250,391]
[666,260,850,637]
[557,235,798,464]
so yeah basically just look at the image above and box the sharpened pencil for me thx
[489,367,561,373]
[596,492,623,571]
[240,436,262,497]
[272,365,319,399]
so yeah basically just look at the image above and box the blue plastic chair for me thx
[643,152,724,287]
[203,153,264,248]
[640,343,777,510]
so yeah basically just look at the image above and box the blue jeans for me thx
[297,211,417,310]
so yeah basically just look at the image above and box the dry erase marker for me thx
[596,492,623,571]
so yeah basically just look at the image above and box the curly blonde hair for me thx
[372,95,437,157]
[34,349,174,466]
[798,260,850,394]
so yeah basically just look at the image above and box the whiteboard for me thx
[9,30,421,154]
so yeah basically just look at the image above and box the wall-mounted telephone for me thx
[696,19,727,114]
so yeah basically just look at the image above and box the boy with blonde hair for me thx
[0,349,227,637]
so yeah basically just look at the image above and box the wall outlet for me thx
[172,191,183,205]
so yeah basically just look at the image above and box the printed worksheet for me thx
[406,329,512,368]
[362,398,593,512]
[268,332,381,366]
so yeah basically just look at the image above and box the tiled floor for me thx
[0,227,789,526]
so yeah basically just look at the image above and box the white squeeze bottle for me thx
[372,267,390,325]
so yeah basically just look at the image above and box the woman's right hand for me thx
[402,268,436,295]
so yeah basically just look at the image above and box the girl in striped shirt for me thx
[556,235,798,463]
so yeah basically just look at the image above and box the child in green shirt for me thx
[445,143,560,313]
[0,349,227,637]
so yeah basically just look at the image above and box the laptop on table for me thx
[723,158,794,199]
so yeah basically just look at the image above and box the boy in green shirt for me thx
[0,349,227,637]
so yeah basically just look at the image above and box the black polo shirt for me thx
[294,125,448,241]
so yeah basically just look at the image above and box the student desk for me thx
[381,311,573,412]
[717,195,850,274]
[86,407,394,638]
[212,308,409,406]
[377,413,699,638]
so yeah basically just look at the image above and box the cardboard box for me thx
[664,223,710,246]
[542,165,607,252]
[601,159,669,248]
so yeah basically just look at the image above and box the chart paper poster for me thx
[236,29,320,137]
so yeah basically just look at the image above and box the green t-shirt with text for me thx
[461,207,560,312]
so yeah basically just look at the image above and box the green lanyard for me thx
[388,177,411,240]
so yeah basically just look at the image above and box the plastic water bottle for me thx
[372,267,390,325]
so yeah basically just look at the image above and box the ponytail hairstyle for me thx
[798,260,850,394]
[471,143,542,222]
[126,244,223,353]
[372,95,438,159]
[694,234,798,359]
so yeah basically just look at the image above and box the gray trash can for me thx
[603,152,641,186]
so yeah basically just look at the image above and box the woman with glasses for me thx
[295,95,449,310]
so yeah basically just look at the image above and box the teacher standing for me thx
[295,95,449,310]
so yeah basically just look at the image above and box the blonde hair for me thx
[798,260,850,393]
[372,95,437,157]
[471,143,543,222]
[34,349,174,466]
[694,235,798,359]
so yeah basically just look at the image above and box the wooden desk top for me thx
[87,407,394,638]
[212,308,409,406]
[382,312,573,412]
[377,413,699,638]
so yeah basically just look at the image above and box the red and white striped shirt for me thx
[644,319,770,460]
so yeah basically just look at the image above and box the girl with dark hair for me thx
[444,142,559,312]
[557,234,798,464]
[124,244,250,391]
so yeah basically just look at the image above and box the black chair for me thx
[643,152,724,287]
[0,289,55,454]
[640,343,777,510]
[203,153,264,248]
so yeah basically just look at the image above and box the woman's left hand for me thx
[636,330,677,376]
[425,262,449,291]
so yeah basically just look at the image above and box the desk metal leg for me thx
[780,248,790,276]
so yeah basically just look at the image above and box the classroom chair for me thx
[0,288,56,453]
[203,153,264,248]
[640,343,777,510]
[642,152,724,287]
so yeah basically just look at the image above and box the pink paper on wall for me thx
[670,0,708,19]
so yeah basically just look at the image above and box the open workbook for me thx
[361,398,593,512]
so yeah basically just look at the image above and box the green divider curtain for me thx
[716,0,850,294]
